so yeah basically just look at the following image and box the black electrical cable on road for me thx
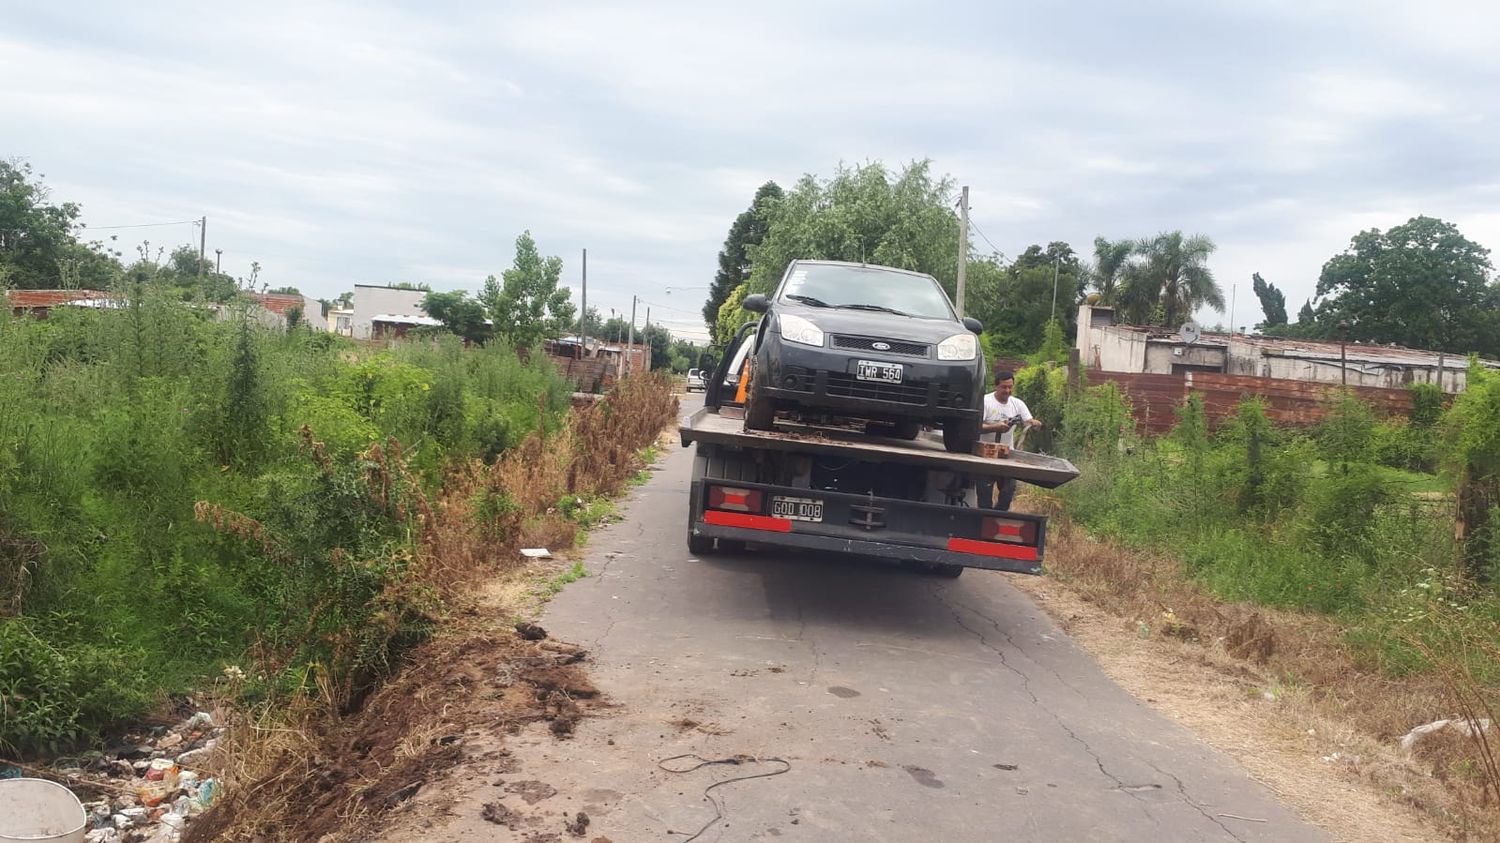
[657,753,793,842]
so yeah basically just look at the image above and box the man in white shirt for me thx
[977,370,1042,510]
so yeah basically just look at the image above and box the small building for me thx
[371,313,443,339]
[351,285,430,340]
[1075,304,1499,392]
[547,335,649,373]
[327,308,354,336]
[7,289,116,318]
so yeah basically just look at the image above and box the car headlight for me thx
[937,332,978,360]
[778,314,825,347]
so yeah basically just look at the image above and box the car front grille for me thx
[824,373,929,405]
[831,335,930,357]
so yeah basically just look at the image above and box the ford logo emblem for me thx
[872,342,891,351]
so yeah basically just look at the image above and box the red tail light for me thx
[981,516,1037,545]
[708,486,763,513]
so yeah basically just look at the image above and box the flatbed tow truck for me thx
[680,327,1080,578]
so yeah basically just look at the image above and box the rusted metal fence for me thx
[1086,370,1417,434]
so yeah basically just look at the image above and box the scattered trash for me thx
[565,810,591,837]
[520,548,552,558]
[1401,717,1493,753]
[8,707,228,843]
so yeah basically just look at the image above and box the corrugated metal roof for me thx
[1108,321,1499,369]
[8,289,114,308]
[371,313,443,327]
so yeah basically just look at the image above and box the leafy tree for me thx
[422,290,493,345]
[1251,272,1287,329]
[0,159,119,289]
[704,181,782,332]
[966,242,1082,358]
[570,306,603,338]
[711,160,959,344]
[1316,216,1496,355]
[1089,237,1133,305]
[1117,232,1224,327]
[1296,299,1315,326]
[267,285,302,296]
[481,231,576,348]
[597,315,632,343]
[390,281,432,292]
[641,324,672,370]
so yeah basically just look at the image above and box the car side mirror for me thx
[742,294,770,314]
[962,316,983,334]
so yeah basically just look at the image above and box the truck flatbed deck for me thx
[680,408,1079,489]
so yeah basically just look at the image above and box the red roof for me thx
[253,293,304,315]
[8,289,114,309]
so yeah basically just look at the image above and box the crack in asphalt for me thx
[1146,759,1247,843]
[791,589,823,685]
[929,582,1161,830]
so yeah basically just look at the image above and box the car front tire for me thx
[744,368,777,431]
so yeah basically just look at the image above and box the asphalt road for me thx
[449,396,1329,842]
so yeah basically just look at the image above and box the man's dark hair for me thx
[994,370,1015,384]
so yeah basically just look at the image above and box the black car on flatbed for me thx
[739,260,985,452]
[683,325,1080,578]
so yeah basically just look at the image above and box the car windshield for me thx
[778,263,954,320]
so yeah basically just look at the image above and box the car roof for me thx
[786,259,937,281]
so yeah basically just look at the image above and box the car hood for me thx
[773,303,966,343]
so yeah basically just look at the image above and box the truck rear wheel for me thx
[942,416,980,453]
[688,531,715,555]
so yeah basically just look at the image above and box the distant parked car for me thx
[685,368,706,392]
[739,260,985,453]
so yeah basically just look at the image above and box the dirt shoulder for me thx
[1011,516,1480,842]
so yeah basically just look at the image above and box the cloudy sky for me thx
[6,1,1498,341]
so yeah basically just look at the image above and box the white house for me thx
[350,284,430,339]
[1074,303,1499,392]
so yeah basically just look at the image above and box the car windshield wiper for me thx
[784,294,831,307]
[836,303,912,317]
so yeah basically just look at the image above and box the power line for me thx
[968,219,1004,258]
[84,219,201,231]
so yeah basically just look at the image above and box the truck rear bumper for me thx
[689,518,1043,575]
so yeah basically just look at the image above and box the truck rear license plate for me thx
[771,496,823,522]
[857,360,903,383]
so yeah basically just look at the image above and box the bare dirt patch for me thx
[1012,513,1481,842]
[181,605,605,842]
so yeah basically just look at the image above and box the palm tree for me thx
[1090,237,1133,304]
[1117,232,1224,327]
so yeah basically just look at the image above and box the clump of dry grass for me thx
[1032,492,1500,837]
[184,374,677,841]
[420,373,677,592]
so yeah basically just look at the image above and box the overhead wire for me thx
[84,219,201,231]
[967,219,1005,258]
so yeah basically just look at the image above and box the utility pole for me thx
[215,249,222,274]
[644,307,652,372]
[580,248,588,357]
[625,295,637,377]
[198,216,207,285]
[1229,284,1237,335]
[956,186,969,316]
[1050,256,1060,323]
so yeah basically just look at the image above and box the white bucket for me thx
[0,778,87,843]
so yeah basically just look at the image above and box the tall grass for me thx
[0,289,576,755]
[1050,375,1500,807]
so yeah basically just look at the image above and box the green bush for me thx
[0,291,573,753]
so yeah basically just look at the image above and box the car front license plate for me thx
[771,496,823,522]
[856,360,903,383]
